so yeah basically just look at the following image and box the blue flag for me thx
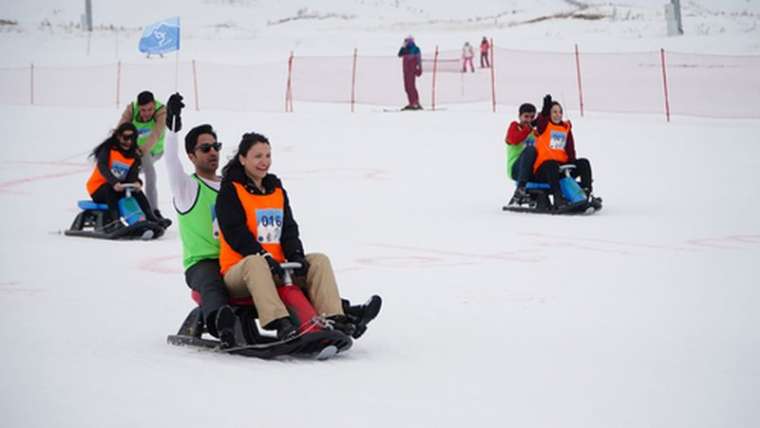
[138,17,180,55]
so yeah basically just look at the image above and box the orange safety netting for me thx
[0,46,757,119]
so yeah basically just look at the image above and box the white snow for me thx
[1,1,759,427]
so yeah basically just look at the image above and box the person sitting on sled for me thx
[506,103,538,206]
[532,94,593,210]
[161,93,236,347]
[85,123,169,231]
[216,133,360,341]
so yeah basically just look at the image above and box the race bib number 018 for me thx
[256,208,283,244]
[549,130,567,150]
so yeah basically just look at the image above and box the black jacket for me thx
[216,168,304,260]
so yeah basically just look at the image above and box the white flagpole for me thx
[174,17,180,92]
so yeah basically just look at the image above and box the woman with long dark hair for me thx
[531,94,594,210]
[85,123,168,230]
[215,132,352,340]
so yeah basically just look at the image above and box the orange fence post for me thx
[285,51,294,112]
[192,59,200,111]
[116,61,121,108]
[351,48,357,113]
[30,63,34,105]
[574,44,585,117]
[490,38,496,113]
[660,48,671,122]
[432,46,439,111]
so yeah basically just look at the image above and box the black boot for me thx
[342,295,382,339]
[265,316,298,341]
[213,305,236,349]
[553,193,569,211]
[507,186,530,207]
[327,315,356,337]
[153,209,172,229]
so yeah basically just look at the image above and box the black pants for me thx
[185,259,230,336]
[480,52,490,68]
[91,184,157,222]
[510,145,537,186]
[535,158,593,197]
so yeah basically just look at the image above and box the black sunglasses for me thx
[196,142,222,153]
[119,132,137,141]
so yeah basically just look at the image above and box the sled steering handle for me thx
[121,183,139,197]
[279,262,302,286]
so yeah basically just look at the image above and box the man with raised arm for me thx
[163,93,235,347]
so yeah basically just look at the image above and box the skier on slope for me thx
[480,37,491,68]
[398,35,423,110]
[462,42,475,73]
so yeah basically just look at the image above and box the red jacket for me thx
[480,40,490,53]
[505,121,533,145]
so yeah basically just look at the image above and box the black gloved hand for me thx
[541,94,553,116]
[166,92,185,132]
[288,253,310,278]
[261,252,284,278]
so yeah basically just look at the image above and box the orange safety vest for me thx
[533,120,571,173]
[86,148,136,195]
[219,182,286,274]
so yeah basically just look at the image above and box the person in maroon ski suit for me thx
[397,36,422,110]
[480,37,491,68]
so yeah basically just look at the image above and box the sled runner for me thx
[503,164,603,215]
[167,262,354,360]
[64,184,165,240]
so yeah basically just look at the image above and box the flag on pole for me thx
[138,17,180,55]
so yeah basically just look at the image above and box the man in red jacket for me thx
[398,36,423,110]
[505,103,538,206]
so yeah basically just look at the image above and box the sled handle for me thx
[559,164,576,177]
[121,183,139,197]
[279,262,302,286]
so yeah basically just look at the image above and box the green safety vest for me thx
[506,132,535,178]
[177,174,220,270]
[132,100,166,156]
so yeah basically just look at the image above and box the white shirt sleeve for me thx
[165,130,200,213]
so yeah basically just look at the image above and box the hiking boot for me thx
[153,210,172,229]
[507,187,530,207]
[265,316,298,341]
[553,194,569,211]
[214,305,236,349]
[327,315,356,337]
[342,295,382,339]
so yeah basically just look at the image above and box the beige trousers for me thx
[223,252,344,327]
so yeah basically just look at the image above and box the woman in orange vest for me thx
[85,123,166,230]
[216,132,350,341]
[532,94,593,209]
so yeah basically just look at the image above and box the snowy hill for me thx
[1,0,759,67]
[0,1,759,428]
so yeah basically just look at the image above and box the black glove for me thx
[261,252,284,278]
[288,253,310,278]
[166,92,185,132]
[541,94,553,116]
